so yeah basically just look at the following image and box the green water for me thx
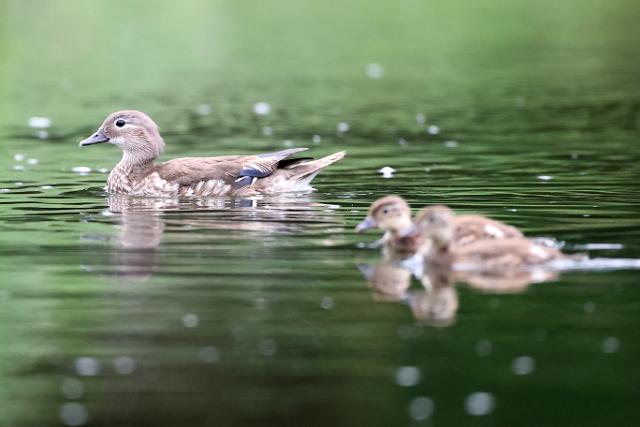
[1,1,640,425]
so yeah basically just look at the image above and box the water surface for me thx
[1,1,640,425]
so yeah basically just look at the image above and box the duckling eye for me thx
[382,208,389,214]
[115,119,125,128]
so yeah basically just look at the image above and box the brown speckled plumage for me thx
[80,110,345,197]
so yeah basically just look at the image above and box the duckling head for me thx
[355,195,412,234]
[79,110,165,162]
[414,205,456,250]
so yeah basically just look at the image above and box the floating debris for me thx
[444,140,458,148]
[14,154,25,161]
[74,357,100,377]
[427,125,440,135]
[312,134,322,144]
[337,122,350,133]
[198,345,221,363]
[28,116,52,128]
[475,340,492,357]
[365,63,384,79]
[320,296,334,310]
[378,166,396,178]
[602,336,619,354]
[60,402,88,426]
[114,356,136,375]
[197,104,212,116]
[465,392,495,416]
[253,102,271,116]
[394,366,421,387]
[416,113,426,125]
[409,397,434,421]
[182,313,199,328]
[511,356,535,375]
[71,166,92,174]
[60,377,85,399]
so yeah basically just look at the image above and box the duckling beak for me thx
[355,216,377,233]
[79,129,110,147]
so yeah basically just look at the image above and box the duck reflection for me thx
[357,258,559,326]
[89,194,344,281]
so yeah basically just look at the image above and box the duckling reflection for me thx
[90,194,345,281]
[357,258,560,326]
[408,267,459,326]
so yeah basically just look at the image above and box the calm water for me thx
[1,1,640,426]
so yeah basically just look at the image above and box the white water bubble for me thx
[398,138,408,146]
[416,113,426,124]
[427,125,440,135]
[60,402,88,426]
[197,104,212,116]
[320,296,334,310]
[337,122,350,133]
[475,340,492,357]
[365,63,384,79]
[602,337,619,354]
[258,338,277,356]
[182,313,199,328]
[312,134,321,143]
[72,166,92,174]
[14,154,25,161]
[282,139,294,147]
[0,188,11,193]
[511,356,535,375]
[27,158,39,165]
[97,168,109,174]
[537,175,553,181]
[378,166,395,178]
[28,116,52,128]
[409,396,434,421]
[74,357,100,376]
[253,102,271,115]
[41,185,54,190]
[13,165,25,171]
[394,366,421,387]
[199,345,221,363]
[37,130,49,139]
[114,356,136,375]
[444,140,458,148]
[60,378,84,399]
[465,392,495,416]
[14,182,23,187]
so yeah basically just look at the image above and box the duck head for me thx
[355,195,412,234]
[414,205,456,250]
[79,110,165,162]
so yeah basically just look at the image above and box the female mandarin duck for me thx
[415,205,565,270]
[355,195,522,255]
[79,110,345,197]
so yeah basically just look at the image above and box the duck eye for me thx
[382,208,389,214]
[115,119,125,128]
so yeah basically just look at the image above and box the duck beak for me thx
[79,129,109,147]
[355,216,377,233]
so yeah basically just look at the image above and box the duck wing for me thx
[154,148,309,187]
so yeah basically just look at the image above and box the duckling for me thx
[356,195,522,256]
[415,205,565,271]
[355,195,423,256]
[79,110,345,197]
